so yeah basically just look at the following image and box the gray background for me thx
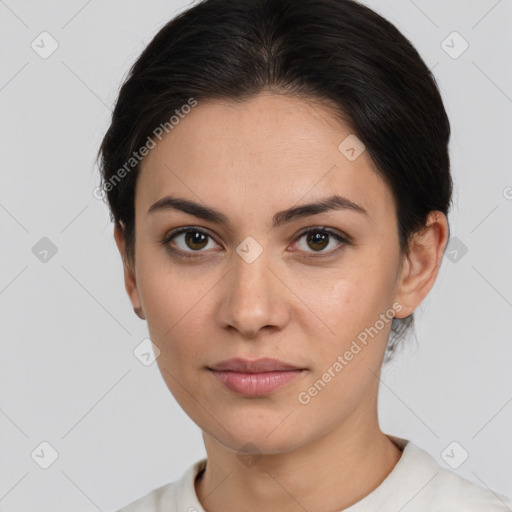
[1,0,511,510]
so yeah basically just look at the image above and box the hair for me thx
[97,0,452,360]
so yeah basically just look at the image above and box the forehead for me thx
[136,93,393,222]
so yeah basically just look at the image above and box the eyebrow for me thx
[147,194,368,228]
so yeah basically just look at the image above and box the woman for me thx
[97,0,512,510]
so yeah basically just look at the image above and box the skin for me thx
[114,92,449,512]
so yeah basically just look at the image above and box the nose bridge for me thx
[218,240,288,336]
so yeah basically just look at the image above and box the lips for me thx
[208,357,303,373]
[208,357,307,396]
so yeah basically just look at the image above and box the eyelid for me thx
[162,225,351,258]
[295,226,352,245]
[290,226,350,259]
[162,225,226,251]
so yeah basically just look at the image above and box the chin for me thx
[202,411,310,455]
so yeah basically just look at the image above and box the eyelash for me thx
[161,226,350,260]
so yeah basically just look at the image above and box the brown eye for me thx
[295,227,348,256]
[305,231,330,251]
[162,227,219,258]
[183,231,209,250]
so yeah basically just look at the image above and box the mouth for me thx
[207,357,307,396]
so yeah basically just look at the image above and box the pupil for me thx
[186,231,207,250]
[308,232,328,251]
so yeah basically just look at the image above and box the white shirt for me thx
[115,437,512,511]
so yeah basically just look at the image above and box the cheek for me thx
[140,270,210,405]
[296,254,398,367]
[293,273,394,418]
[136,261,212,358]
[305,261,391,331]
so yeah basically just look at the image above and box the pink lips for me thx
[208,357,306,396]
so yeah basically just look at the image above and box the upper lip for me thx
[209,357,303,373]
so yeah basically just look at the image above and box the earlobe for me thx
[394,211,449,318]
[113,224,145,319]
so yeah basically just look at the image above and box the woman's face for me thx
[119,93,411,454]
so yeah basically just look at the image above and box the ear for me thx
[113,223,144,318]
[394,211,449,318]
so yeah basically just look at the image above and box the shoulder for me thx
[388,438,512,511]
[114,458,207,512]
[424,467,512,511]
[114,480,178,512]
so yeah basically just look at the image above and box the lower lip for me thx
[210,370,304,396]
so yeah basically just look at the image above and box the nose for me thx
[216,246,290,339]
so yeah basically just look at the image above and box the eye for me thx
[162,225,350,260]
[162,227,220,258]
[293,227,349,257]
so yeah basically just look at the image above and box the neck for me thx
[194,400,402,512]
